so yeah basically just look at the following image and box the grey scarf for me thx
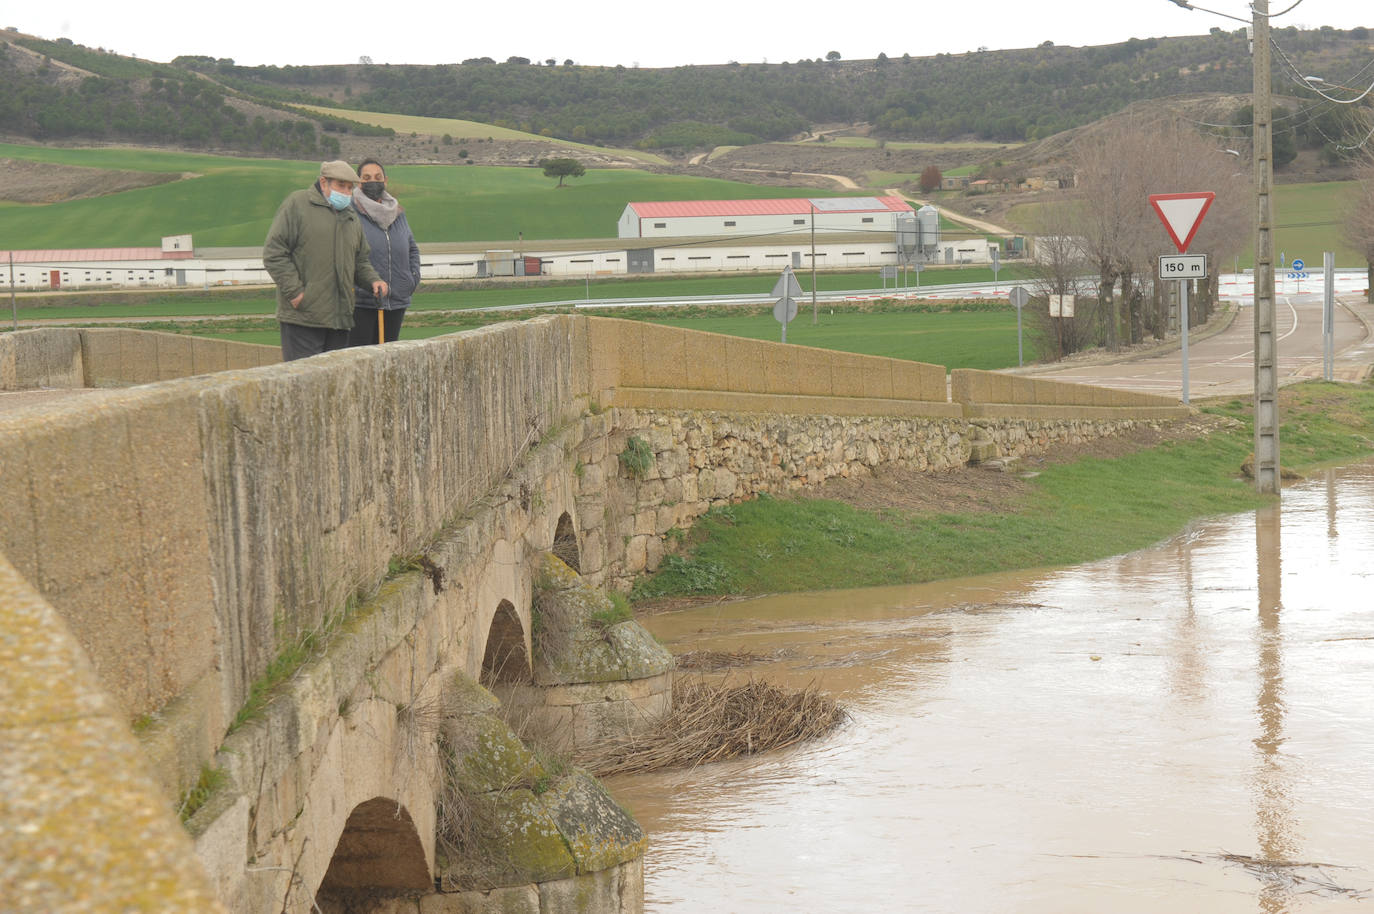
[351,188,402,229]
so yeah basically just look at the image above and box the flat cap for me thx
[319,160,363,183]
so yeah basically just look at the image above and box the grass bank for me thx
[632,381,1374,600]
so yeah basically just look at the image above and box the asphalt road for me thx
[1024,291,1374,401]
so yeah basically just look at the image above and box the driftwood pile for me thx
[580,677,846,777]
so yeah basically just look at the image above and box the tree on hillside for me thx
[918,165,942,193]
[1343,151,1374,303]
[540,157,585,186]
[826,51,841,62]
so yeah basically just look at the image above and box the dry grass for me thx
[579,677,847,777]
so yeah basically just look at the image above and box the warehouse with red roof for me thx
[617,196,915,239]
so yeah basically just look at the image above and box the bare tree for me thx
[1026,198,1096,359]
[1342,151,1374,304]
[1070,116,1248,347]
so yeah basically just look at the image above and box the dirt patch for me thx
[0,157,186,204]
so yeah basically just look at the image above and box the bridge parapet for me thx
[1,315,1196,912]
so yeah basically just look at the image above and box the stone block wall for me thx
[79,328,279,386]
[0,317,590,805]
[0,552,226,913]
[591,408,1157,589]
[0,326,278,391]
[951,367,1185,418]
[0,328,85,390]
[592,316,950,400]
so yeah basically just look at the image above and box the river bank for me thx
[631,380,1374,604]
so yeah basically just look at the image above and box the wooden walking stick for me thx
[377,308,385,345]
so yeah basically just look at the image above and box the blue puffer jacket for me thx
[354,208,421,310]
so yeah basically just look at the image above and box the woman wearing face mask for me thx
[348,158,422,345]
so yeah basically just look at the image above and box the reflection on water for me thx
[610,463,1374,913]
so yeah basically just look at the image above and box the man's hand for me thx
[372,280,389,298]
[290,291,304,308]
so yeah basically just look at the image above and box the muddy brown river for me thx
[608,463,1374,912]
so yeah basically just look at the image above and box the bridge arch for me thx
[480,599,531,686]
[316,797,431,899]
[552,510,580,572]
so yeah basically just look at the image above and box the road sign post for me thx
[1323,252,1335,381]
[1288,257,1307,293]
[1157,255,1208,404]
[1150,192,1216,406]
[772,266,802,343]
[1009,286,1030,367]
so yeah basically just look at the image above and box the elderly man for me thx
[263,160,389,360]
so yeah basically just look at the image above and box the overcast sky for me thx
[9,0,1373,69]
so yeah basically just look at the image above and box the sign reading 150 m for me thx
[1158,254,1208,280]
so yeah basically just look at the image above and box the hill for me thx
[178,30,1374,153]
[6,26,1373,165]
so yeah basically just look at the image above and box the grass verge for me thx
[632,381,1374,600]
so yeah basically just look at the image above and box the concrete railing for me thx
[1,327,279,391]
[950,367,1185,418]
[590,317,961,417]
[0,328,86,389]
[589,316,1187,421]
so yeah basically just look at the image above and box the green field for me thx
[1005,180,1363,267]
[0,143,839,249]
[293,105,670,166]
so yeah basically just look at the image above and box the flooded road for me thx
[609,463,1374,912]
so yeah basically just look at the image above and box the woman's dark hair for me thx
[357,157,386,178]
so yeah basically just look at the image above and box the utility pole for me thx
[1252,0,1281,494]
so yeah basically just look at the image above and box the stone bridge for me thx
[0,317,1187,913]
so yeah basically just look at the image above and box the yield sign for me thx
[1149,192,1216,253]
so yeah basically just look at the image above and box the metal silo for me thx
[895,212,918,263]
[917,205,941,258]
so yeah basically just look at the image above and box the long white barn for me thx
[617,196,914,240]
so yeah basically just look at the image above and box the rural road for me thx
[886,189,1015,237]
[1023,291,1374,400]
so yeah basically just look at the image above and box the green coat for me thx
[263,185,383,330]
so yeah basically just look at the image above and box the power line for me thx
[1269,37,1374,104]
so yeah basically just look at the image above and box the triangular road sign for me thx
[1149,192,1216,253]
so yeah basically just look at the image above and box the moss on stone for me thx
[537,772,648,873]
[446,715,546,795]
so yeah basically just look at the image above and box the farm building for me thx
[617,196,915,239]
